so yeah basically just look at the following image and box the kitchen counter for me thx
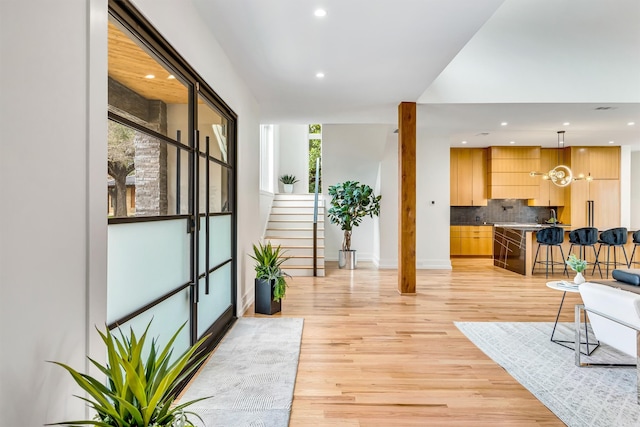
[492,224,585,276]
[493,226,532,275]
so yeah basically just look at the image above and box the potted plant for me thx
[48,321,210,427]
[250,241,290,315]
[327,181,381,269]
[566,253,587,284]
[279,174,299,193]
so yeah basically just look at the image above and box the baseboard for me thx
[365,258,454,270]
[239,287,254,316]
[326,250,373,262]
[417,259,453,270]
[376,258,398,269]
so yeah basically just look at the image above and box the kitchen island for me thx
[493,223,564,276]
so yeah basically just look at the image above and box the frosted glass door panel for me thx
[113,288,191,362]
[199,215,232,269]
[197,263,232,338]
[108,219,190,323]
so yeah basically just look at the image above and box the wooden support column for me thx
[398,102,416,294]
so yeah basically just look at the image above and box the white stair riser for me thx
[282,257,325,266]
[266,237,322,246]
[274,194,321,200]
[273,194,324,201]
[287,268,325,277]
[267,221,325,230]
[266,195,326,278]
[277,247,325,257]
[272,200,321,208]
[271,206,325,215]
[266,230,324,239]
[269,214,324,222]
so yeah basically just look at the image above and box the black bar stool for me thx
[628,230,640,268]
[567,227,602,278]
[595,227,629,278]
[532,227,568,278]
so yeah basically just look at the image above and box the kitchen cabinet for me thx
[567,146,620,180]
[450,226,493,256]
[558,146,621,229]
[488,146,540,199]
[450,148,487,206]
[528,148,565,207]
[560,180,620,229]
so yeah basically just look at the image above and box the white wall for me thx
[373,126,453,270]
[277,124,309,193]
[0,1,108,425]
[376,134,399,268]
[131,0,262,315]
[631,151,640,230]
[322,124,391,261]
[416,131,452,269]
[0,1,261,424]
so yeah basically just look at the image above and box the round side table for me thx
[546,281,599,355]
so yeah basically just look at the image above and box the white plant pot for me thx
[283,184,293,193]
[574,271,586,284]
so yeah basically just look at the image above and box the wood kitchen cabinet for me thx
[558,146,621,229]
[450,226,493,256]
[567,146,620,180]
[450,148,487,206]
[528,148,565,207]
[488,146,540,199]
[562,180,620,229]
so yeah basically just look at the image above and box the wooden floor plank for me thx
[244,258,585,426]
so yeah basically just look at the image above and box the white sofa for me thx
[578,281,640,358]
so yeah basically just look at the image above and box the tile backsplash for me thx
[451,199,557,224]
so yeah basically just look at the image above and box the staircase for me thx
[265,193,325,277]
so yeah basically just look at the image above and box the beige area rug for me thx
[456,321,640,427]
[179,317,304,427]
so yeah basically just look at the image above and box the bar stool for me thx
[567,227,602,278]
[628,230,640,268]
[532,227,568,278]
[595,227,629,278]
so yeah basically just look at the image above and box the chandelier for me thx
[530,131,590,187]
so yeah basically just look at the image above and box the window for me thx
[308,124,322,193]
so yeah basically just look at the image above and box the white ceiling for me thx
[192,0,640,149]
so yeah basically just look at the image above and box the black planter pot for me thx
[254,278,282,315]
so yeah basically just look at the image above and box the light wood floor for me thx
[244,259,585,426]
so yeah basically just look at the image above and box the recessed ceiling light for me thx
[563,122,570,126]
[628,122,636,126]
[145,74,155,79]
[501,122,508,126]
[609,141,615,144]
[509,141,515,144]
[316,72,325,79]
[314,9,327,17]
[167,74,175,80]
[461,141,467,144]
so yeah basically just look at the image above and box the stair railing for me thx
[313,157,320,276]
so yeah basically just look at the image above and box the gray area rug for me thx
[455,322,640,427]
[179,317,304,427]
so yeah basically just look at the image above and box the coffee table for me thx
[546,281,599,355]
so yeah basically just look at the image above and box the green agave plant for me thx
[250,241,290,302]
[279,174,299,184]
[48,321,210,427]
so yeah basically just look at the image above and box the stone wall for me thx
[108,77,168,216]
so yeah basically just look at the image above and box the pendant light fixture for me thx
[547,131,572,187]
[530,130,589,187]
